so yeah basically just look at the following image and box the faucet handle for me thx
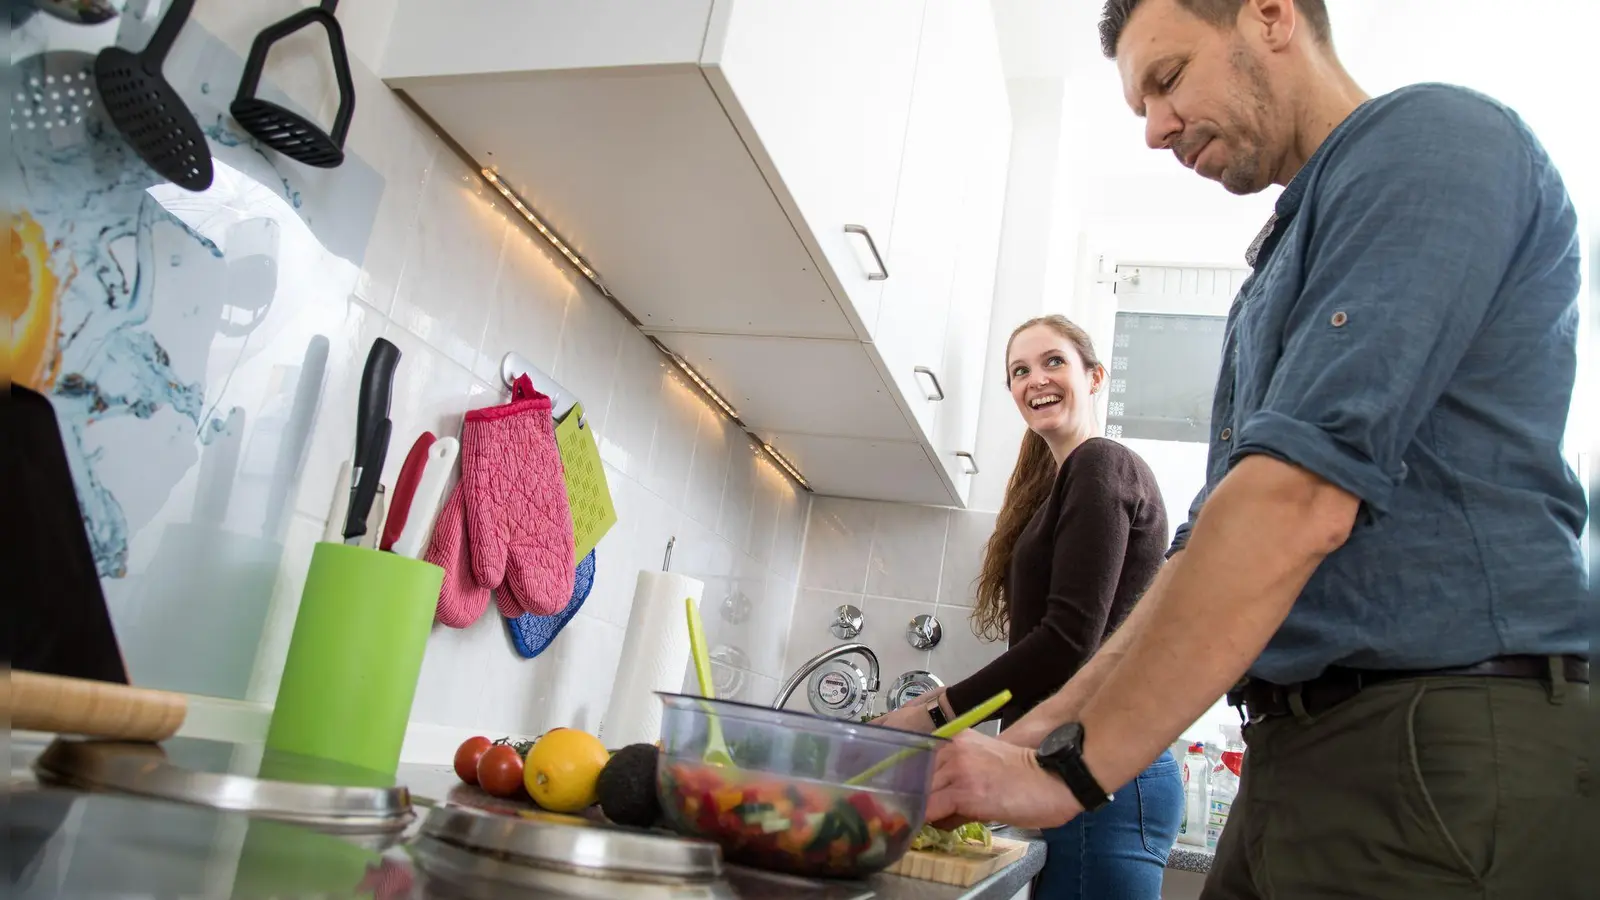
[906,614,942,650]
[830,604,863,640]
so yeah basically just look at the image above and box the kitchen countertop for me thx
[399,763,1048,900]
[13,735,1044,900]
[1166,843,1216,874]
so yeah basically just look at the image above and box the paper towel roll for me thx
[601,571,702,748]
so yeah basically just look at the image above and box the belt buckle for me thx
[1227,681,1270,726]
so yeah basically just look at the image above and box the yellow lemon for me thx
[5,211,63,391]
[523,729,610,813]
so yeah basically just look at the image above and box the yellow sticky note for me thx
[555,403,616,563]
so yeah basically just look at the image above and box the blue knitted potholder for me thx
[506,550,596,659]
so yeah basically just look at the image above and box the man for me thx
[925,1,1589,897]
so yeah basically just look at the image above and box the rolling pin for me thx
[8,670,187,741]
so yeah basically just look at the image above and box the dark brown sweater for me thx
[943,438,1168,729]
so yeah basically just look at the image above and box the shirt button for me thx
[1330,311,1349,327]
[1219,427,1233,441]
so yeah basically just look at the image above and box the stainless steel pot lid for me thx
[416,805,723,883]
[32,737,413,833]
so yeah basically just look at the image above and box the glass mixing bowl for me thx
[654,692,943,878]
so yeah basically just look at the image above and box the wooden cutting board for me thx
[884,836,1030,886]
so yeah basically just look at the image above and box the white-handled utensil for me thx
[390,436,459,559]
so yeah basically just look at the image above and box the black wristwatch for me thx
[925,703,948,729]
[1035,723,1113,812]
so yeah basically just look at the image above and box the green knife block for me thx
[265,542,443,777]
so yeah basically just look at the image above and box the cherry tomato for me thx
[477,744,526,798]
[454,736,493,785]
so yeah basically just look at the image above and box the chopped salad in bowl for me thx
[654,693,943,877]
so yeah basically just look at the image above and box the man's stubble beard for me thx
[1219,43,1275,195]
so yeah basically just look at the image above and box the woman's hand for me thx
[868,687,953,735]
[871,702,937,734]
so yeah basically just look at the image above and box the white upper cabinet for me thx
[383,0,1011,506]
[704,1,926,335]
[932,3,1011,499]
[869,0,968,439]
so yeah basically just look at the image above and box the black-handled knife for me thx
[345,418,391,545]
[344,338,401,544]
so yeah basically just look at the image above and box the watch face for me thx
[1040,723,1082,758]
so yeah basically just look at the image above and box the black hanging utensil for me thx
[230,0,355,168]
[93,0,213,192]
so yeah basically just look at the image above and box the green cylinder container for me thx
[265,542,443,777]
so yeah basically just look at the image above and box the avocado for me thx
[596,743,661,828]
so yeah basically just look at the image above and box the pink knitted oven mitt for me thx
[424,487,490,628]
[461,375,575,617]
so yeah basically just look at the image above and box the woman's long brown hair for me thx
[970,315,1104,642]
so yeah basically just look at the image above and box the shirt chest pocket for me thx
[1229,261,1298,418]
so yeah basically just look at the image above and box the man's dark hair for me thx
[1099,0,1332,58]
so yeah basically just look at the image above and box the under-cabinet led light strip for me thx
[665,350,741,421]
[761,443,809,490]
[481,168,611,297]
[476,165,811,492]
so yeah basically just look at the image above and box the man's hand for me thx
[924,732,1082,829]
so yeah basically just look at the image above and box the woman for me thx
[874,315,1182,899]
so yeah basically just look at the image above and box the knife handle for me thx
[345,418,391,542]
[354,338,401,464]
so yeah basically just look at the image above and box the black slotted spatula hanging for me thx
[230,0,355,168]
[93,0,213,192]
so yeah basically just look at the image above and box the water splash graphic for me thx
[11,56,306,577]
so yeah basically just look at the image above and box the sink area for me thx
[774,643,882,718]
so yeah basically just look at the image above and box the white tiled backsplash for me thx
[14,3,807,757]
[783,498,1006,718]
[248,36,815,741]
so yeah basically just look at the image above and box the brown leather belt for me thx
[1228,655,1589,723]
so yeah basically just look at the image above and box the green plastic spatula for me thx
[685,597,734,767]
[845,689,1012,786]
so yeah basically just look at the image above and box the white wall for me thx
[16,1,808,760]
[191,2,817,755]
[782,499,1005,718]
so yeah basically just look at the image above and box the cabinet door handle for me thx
[955,452,979,475]
[843,224,889,281]
[913,366,945,401]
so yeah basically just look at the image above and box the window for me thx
[1106,311,1227,443]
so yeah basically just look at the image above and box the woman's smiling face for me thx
[1007,324,1101,439]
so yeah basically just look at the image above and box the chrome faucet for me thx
[773,642,881,710]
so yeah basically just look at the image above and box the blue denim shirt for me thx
[1171,84,1587,684]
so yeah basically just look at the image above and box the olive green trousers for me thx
[1201,672,1591,900]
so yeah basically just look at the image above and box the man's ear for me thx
[1243,0,1299,52]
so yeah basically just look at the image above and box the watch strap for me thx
[926,702,948,729]
[1037,725,1113,812]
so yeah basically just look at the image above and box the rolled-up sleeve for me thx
[1167,483,1209,558]
[1230,93,1540,515]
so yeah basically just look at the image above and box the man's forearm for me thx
[1001,554,1184,748]
[1076,456,1357,793]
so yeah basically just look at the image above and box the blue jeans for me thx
[1034,750,1183,900]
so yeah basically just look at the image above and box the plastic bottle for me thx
[1177,742,1209,846]
[1206,724,1245,850]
